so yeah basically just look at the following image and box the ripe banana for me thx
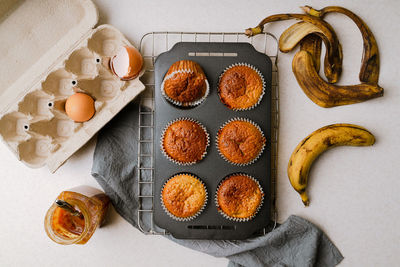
[288,124,375,206]
[301,6,380,84]
[245,13,342,83]
[292,50,383,107]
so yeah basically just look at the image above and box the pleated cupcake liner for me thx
[215,173,264,222]
[161,69,210,107]
[161,173,208,222]
[160,117,210,166]
[218,62,266,111]
[216,118,266,166]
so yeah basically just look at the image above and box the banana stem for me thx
[245,26,262,37]
[300,6,322,17]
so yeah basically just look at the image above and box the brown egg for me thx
[110,46,143,80]
[65,93,95,122]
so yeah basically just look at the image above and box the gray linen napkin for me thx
[91,99,343,267]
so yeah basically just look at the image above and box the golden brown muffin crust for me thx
[218,120,265,164]
[162,174,206,218]
[219,65,263,109]
[163,120,208,163]
[217,174,263,219]
[163,60,207,104]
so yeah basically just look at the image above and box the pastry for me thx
[162,173,207,220]
[162,60,209,106]
[217,118,265,165]
[216,173,263,220]
[218,63,264,110]
[161,118,209,164]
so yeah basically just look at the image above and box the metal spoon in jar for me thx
[55,199,83,218]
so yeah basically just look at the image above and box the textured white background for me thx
[1,0,399,266]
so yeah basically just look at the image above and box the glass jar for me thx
[44,186,110,245]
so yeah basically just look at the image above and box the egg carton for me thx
[0,0,145,172]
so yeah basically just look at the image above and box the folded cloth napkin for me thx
[91,99,343,267]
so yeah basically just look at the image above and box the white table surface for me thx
[1,0,399,266]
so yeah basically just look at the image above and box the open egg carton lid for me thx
[0,0,146,172]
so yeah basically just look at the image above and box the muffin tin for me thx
[154,42,272,239]
[0,0,145,171]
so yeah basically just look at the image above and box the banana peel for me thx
[292,50,383,108]
[279,21,342,81]
[245,6,384,108]
[302,6,380,84]
[245,13,342,83]
[299,34,322,72]
[279,21,321,53]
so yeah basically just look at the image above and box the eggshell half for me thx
[111,46,143,80]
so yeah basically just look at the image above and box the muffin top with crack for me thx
[162,174,207,218]
[217,174,263,219]
[162,119,208,164]
[162,60,208,105]
[218,65,264,110]
[217,120,265,164]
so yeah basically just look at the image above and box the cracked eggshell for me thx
[110,46,143,80]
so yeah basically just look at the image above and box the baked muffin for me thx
[216,174,263,220]
[162,173,207,220]
[217,119,265,165]
[218,63,265,110]
[161,118,209,164]
[162,60,209,106]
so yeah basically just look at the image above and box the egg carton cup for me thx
[215,173,264,222]
[161,69,210,107]
[42,68,78,98]
[17,135,60,168]
[160,117,210,166]
[160,173,208,222]
[76,66,127,103]
[0,1,145,172]
[216,118,266,166]
[218,62,266,111]
[28,111,82,144]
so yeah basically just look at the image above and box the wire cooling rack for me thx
[137,32,279,235]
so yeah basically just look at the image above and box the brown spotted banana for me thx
[288,124,375,206]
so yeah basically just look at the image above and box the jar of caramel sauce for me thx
[44,186,110,245]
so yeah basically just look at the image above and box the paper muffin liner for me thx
[218,62,266,111]
[215,173,264,222]
[160,117,210,166]
[161,173,208,222]
[216,118,266,166]
[161,69,210,107]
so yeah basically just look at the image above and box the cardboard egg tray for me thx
[0,0,145,172]
[154,42,273,239]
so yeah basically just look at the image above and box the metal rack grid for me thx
[137,32,279,235]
